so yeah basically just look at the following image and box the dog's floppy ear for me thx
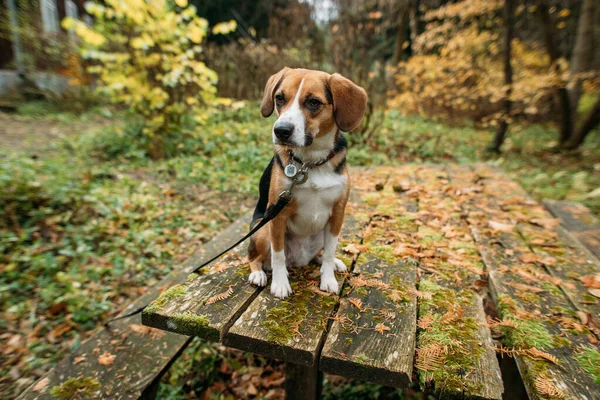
[328,73,368,132]
[260,67,289,118]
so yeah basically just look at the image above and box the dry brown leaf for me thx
[489,220,515,233]
[589,288,600,298]
[74,356,87,364]
[581,274,600,289]
[520,254,540,264]
[343,243,361,255]
[247,383,258,396]
[98,351,116,366]
[535,374,564,399]
[129,324,151,336]
[505,282,545,293]
[33,377,49,393]
[348,298,363,311]
[374,323,391,335]
[529,218,559,230]
[207,286,234,305]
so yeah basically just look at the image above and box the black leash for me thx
[104,191,293,326]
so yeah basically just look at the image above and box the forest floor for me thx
[1,101,599,399]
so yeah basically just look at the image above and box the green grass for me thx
[1,100,599,398]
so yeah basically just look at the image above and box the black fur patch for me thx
[324,84,333,105]
[251,157,274,227]
[334,156,347,174]
[334,133,348,153]
[304,134,314,146]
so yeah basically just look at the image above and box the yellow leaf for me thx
[175,0,188,7]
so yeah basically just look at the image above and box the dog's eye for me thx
[275,94,285,107]
[306,98,322,109]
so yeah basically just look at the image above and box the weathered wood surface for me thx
[468,165,600,324]
[414,165,503,400]
[544,199,600,261]
[224,169,388,366]
[321,169,418,387]
[543,199,600,233]
[18,212,253,400]
[284,362,322,400]
[449,164,600,400]
[142,214,263,341]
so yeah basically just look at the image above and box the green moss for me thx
[144,284,187,314]
[170,312,210,331]
[552,335,571,348]
[50,376,100,400]
[345,337,353,346]
[384,276,411,304]
[515,291,541,305]
[354,353,371,365]
[367,245,397,264]
[416,279,483,396]
[576,347,600,384]
[186,272,200,281]
[541,283,563,297]
[497,295,553,349]
[262,282,311,344]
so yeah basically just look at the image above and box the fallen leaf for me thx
[581,274,600,289]
[74,356,86,364]
[489,220,515,233]
[375,323,391,335]
[343,243,360,255]
[529,218,559,229]
[98,351,116,366]
[33,377,49,393]
[247,383,258,396]
[129,324,151,336]
[589,288,600,298]
[520,254,539,264]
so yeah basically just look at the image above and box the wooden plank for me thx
[320,167,419,387]
[414,165,504,400]
[453,164,600,400]
[224,169,388,366]
[141,213,263,341]
[18,212,253,400]
[467,165,600,325]
[284,362,322,400]
[543,199,600,233]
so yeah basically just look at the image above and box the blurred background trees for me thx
[1,0,597,151]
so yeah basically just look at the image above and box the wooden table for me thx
[142,165,600,400]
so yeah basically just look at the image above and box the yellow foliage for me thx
[389,0,573,124]
[63,0,236,145]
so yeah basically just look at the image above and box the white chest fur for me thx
[286,165,347,237]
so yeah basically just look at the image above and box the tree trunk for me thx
[568,0,595,123]
[392,6,410,65]
[489,0,514,153]
[565,94,600,149]
[408,0,421,55]
[535,0,573,145]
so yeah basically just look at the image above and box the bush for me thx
[389,0,566,125]
[63,0,236,159]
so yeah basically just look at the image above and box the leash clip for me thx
[278,190,293,201]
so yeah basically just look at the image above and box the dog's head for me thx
[260,68,367,147]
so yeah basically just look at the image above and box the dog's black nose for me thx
[274,122,294,141]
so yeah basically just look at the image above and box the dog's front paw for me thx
[248,270,267,287]
[333,257,347,273]
[320,268,339,293]
[271,272,292,299]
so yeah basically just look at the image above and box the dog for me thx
[247,67,367,299]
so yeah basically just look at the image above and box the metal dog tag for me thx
[284,164,298,178]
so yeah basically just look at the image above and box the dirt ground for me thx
[0,112,111,153]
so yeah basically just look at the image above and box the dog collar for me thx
[288,149,336,168]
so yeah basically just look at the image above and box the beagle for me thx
[247,68,368,299]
